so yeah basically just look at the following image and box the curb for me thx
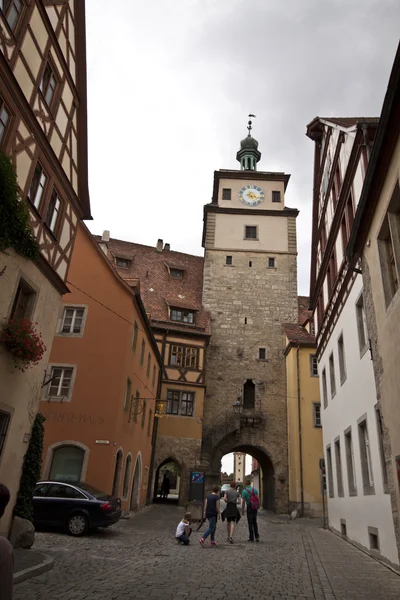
[14,554,54,585]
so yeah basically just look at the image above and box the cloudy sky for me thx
[85,0,399,298]
[84,1,399,476]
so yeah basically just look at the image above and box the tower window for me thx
[244,317,247,325]
[258,348,266,360]
[226,256,233,265]
[272,191,281,203]
[249,261,252,267]
[222,188,231,200]
[243,379,255,409]
[245,226,257,240]
[268,257,276,268]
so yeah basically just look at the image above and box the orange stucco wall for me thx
[40,225,160,509]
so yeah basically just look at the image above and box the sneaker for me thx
[199,538,205,547]
[211,541,217,547]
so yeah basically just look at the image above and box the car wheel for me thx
[67,513,88,537]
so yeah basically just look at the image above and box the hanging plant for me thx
[0,151,39,259]
[0,318,46,372]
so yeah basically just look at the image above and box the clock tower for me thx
[201,120,299,513]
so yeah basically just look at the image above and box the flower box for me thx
[0,318,46,372]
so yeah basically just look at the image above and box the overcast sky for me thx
[85,0,399,297]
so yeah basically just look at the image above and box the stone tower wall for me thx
[202,242,298,513]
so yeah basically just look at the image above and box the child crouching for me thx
[175,512,192,545]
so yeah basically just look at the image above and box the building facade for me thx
[307,116,398,564]
[0,1,90,535]
[347,43,400,562]
[40,224,161,510]
[96,235,210,505]
[200,124,299,512]
[233,452,246,484]
[284,299,323,517]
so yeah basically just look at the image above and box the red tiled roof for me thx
[298,295,312,326]
[94,236,210,336]
[284,323,316,346]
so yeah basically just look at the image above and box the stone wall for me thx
[201,248,298,513]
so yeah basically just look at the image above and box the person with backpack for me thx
[241,478,260,542]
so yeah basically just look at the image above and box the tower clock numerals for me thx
[239,185,265,207]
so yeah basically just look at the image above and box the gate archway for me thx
[153,457,181,504]
[211,440,275,511]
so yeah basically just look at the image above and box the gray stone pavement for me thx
[14,504,400,600]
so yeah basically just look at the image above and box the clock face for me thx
[239,185,265,206]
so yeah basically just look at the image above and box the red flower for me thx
[0,318,47,372]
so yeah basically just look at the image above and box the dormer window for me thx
[170,308,194,324]
[170,268,183,279]
[115,257,130,268]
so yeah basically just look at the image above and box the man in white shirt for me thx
[0,484,14,599]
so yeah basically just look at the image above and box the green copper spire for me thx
[236,114,261,171]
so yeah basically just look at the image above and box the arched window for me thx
[243,379,255,409]
[122,455,132,498]
[49,446,84,481]
[112,450,123,496]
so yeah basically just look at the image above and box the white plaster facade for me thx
[319,274,398,565]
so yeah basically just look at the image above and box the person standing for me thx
[223,482,240,543]
[241,479,260,542]
[161,472,170,499]
[0,484,14,600]
[199,485,220,547]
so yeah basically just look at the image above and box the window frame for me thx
[222,188,231,200]
[337,332,347,384]
[358,416,375,495]
[58,305,87,337]
[45,188,62,236]
[141,399,147,428]
[310,355,318,377]
[326,445,334,498]
[40,61,58,109]
[152,364,157,388]
[268,257,276,268]
[329,352,336,398]
[378,204,400,308]
[0,96,11,148]
[166,389,195,417]
[10,278,36,321]
[226,255,233,266]
[0,0,23,33]
[45,365,76,402]
[334,437,344,497]
[28,162,48,211]
[140,339,146,365]
[244,225,258,240]
[321,368,328,408]
[169,344,199,369]
[170,268,184,279]
[272,190,281,203]
[258,348,266,361]
[170,307,195,324]
[375,405,389,494]
[355,292,368,356]
[132,321,139,351]
[344,427,357,496]
[115,257,130,268]
[124,378,132,411]
[313,403,321,428]
[146,352,151,378]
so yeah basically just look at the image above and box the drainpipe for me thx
[296,345,305,517]
[146,332,167,505]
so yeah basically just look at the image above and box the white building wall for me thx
[319,274,398,565]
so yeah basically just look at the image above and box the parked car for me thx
[33,481,122,537]
[220,483,231,498]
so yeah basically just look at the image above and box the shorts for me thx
[227,516,236,522]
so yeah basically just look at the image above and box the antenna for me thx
[247,114,256,135]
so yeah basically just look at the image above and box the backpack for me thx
[247,487,260,510]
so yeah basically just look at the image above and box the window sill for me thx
[256,358,268,362]
[314,424,322,428]
[44,396,71,403]
[359,344,369,358]
[244,238,259,241]
[224,264,234,267]
[56,332,84,338]
[349,489,357,497]
[363,485,375,496]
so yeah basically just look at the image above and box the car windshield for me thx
[76,482,107,498]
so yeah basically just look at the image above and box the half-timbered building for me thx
[306,116,398,565]
[96,234,210,504]
[0,1,90,535]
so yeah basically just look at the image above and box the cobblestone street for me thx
[15,505,400,600]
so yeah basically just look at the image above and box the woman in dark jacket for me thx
[222,482,240,543]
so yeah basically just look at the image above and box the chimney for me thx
[102,230,110,242]
[156,238,163,252]
[164,243,170,251]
